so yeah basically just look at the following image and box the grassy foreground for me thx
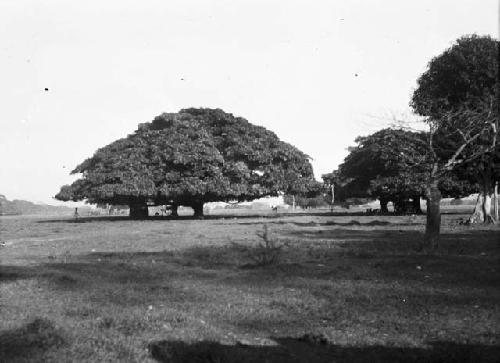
[0,212,499,362]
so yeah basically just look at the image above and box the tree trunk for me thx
[412,195,422,214]
[170,204,179,217]
[468,194,485,223]
[481,176,495,224]
[192,202,204,218]
[380,197,389,213]
[494,182,499,222]
[424,178,441,251]
[483,193,495,224]
[394,199,404,214]
[129,202,149,219]
[470,174,496,224]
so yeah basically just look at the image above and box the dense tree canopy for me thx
[329,129,423,212]
[338,129,428,211]
[324,128,478,214]
[411,35,498,120]
[411,35,498,177]
[56,108,318,217]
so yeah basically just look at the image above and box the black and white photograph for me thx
[0,1,499,362]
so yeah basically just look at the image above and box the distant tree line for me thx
[0,194,82,216]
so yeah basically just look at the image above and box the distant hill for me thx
[0,194,79,216]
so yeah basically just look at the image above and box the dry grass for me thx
[0,210,499,362]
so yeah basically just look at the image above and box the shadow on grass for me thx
[22,254,206,306]
[148,338,500,363]
[285,228,500,251]
[35,213,301,224]
[0,318,66,362]
[34,211,431,224]
[3,225,498,290]
[14,228,496,299]
[0,265,35,283]
[237,220,397,227]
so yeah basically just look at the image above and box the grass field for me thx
[1,210,499,362]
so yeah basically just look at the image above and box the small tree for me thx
[411,35,499,249]
[284,178,325,209]
[283,193,328,209]
[322,171,343,211]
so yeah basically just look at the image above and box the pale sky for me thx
[0,0,498,205]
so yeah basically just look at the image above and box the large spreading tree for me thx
[56,108,318,217]
[334,129,429,213]
[411,35,499,249]
[324,128,476,214]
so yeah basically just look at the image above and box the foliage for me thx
[410,35,499,246]
[284,180,328,209]
[326,129,426,205]
[340,129,429,199]
[321,170,352,205]
[56,109,317,216]
[324,127,480,214]
[411,35,498,119]
[411,35,498,179]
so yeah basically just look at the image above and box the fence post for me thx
[330,184,335,213]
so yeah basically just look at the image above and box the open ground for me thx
[1,208,499,362]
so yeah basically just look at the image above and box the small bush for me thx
[247,224,284,266]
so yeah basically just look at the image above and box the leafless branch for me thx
[441,132,483,171]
